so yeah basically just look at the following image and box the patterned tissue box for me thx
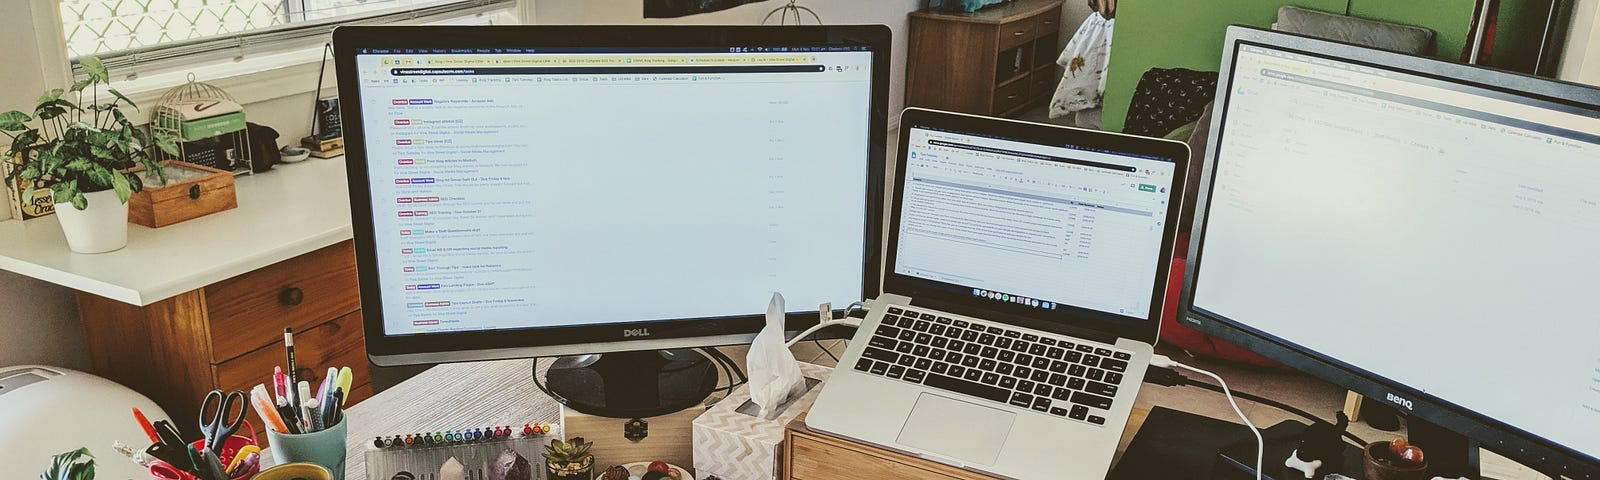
[693,362,833,480]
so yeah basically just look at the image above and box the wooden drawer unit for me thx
[907,0,1065,117]
[784,413,991,480]
[77,240,367,441]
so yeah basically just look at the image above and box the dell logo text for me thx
[624,328,651,338]
[1386,393,1414,411]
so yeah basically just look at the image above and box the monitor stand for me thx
[540,349,718,418]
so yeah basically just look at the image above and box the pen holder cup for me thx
[148,421,261,480]
[267,416,348,479]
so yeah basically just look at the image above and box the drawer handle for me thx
[279,286,305,306]
[1043,20,1055,25]
[1014,31,1026,36]
[1007,94,1020,99]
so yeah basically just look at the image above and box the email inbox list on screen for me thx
[357,49,874,336]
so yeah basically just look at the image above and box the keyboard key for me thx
[1068,377,1086,390]
[897,356,916,367]
[875,325,900,337]
[948,340,966,351]
[995,337,1012,349]
[1045,347,1064,360]
[1069,405,1089,420]
[898,330,916,341]
[953,320,969,328]
[998,350,1016,362]
[1002,330,1021,338]
[979,359,998,371]
[915,358,933,370]
[1015,366,1032,378]
[1050,360,1070,373]
[999,376,1017,389]
[897,317,915,328]
[961,356,980,368]
[947,353,963,364]
[926,373,1010,403]
[1048,373,1068,386]
[1031,397,1051,412]
[929,324,946,336]
[855,359,872,372]
[1076,344,1094,353]
[1016,354,1034,366]
[1029,344,1048,356]
[948,366,966,378]
[913,345,931,357]
[1087,368,1104,381]
[986,326,1004,334]
[1088,415,1105,425]
[1011,341,1030,353]
[1071,391,1114,410]
[869,336,897,349]
[1082,356,1101,367]
[1052,387,1073,401]
[1113,351,1132,360]
[929,350,947,361]
[963,369,983,382]
[1101,359,1129,373]
[913,321,930,332]
[1018,379,1036,392]
[1033,383,1052,396]
[862,347,897,362]
[1066,351,1083,362]
[981,372,1000,385]
[931,337,949,349]
[995,363,1014,375]
[944,328,962,339]
[1084,381,1118,397]
[887,365,905,379]
[869,362,888,375]
[961,330,980,342]
[920,313,936,321]
[1039,338,1057,346]
[964,344,981,355]
[1009,392,1033,408]
[905,370,927,383]
[981,346,999,358]
[1031,370,1050,382]
[1105,372,1124,384]
[902,309,920,318]
[1050,407,1070,417]
[895,343,914,354]
[935,316,952,325]
[1069,365,1087,377]
[1032,357,1051,369]
[887,306,903,314]
[932,363,949,374]
[1022,333,1039,342]
[1094,347,1112,357]
[915,333,932,344]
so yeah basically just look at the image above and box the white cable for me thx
[785,318,861,348]
[1153,354,1264,480]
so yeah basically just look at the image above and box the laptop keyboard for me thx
[852,305,1134,427]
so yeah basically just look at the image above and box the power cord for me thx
[785,301,866,348]
[1152,354,1264,480]
[1144,365,1366,447]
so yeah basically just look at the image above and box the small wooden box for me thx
[563,405,703,473]
[783,413,993,480]
[127,160,238,227]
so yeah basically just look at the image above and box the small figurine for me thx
[1285,412,1350,479]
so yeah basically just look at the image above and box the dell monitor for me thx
[1183,26,1600,478]
[334,25,890,417]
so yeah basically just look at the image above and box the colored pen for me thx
[273,366,289,407]
[249,384,289,434]
[283,328,300,424]
[132,407,160,444]
[336,366,353,406]
[304,395,321,432]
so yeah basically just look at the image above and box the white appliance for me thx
[0,365,171,479]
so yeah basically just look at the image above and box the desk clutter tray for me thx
[366,423,557,480]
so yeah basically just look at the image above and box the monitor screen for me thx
[336,27,888,364]
[1189,36,1600,468]
[894,126,1177,325]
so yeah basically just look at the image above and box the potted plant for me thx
[1,56,175,253]
[543,436,595,480]
[39,447,96,480]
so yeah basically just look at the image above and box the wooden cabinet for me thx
[784,413,993,480]
[906,0,1064,117]
[76,240,371,444]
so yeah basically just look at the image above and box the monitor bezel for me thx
[884,108,1188,345]
[333,25,891,366]
[1183,25,1600,477]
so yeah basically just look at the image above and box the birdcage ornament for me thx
[150,74,253,175]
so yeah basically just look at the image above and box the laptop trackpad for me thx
[896,393,1016,466]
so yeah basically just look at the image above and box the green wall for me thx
[1100,0,1550,133]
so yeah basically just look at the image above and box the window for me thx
[57,0,515,74]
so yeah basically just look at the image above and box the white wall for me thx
[533,0,923,127]
[1560,0,1600,85]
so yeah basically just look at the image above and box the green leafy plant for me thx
[38,447,95,480]
[542,436,594,464]
[0,56,175,210]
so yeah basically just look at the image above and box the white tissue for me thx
[747,292,807,420]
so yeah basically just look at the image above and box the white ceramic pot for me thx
[54,189,129,254]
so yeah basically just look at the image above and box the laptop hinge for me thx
[905,297,1125,345]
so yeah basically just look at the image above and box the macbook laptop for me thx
[807,108,1188,479]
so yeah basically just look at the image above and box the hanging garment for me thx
[1050,12,1114,119]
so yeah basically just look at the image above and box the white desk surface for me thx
[0,158,354,306]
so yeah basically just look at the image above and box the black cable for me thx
[814,337,840,363]
[700,347,737,400]
[1148,366,1367,446]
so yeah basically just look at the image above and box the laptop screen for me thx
[891,123,1178,330]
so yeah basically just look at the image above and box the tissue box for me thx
[693,362,833,480]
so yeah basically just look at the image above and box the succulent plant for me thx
[542,436,593,465]
[39,448,96,480]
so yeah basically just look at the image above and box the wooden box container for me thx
[128,160,237,227]
[563,405,703,473]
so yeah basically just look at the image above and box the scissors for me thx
[198,389,247,455]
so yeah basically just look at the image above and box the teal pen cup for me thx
[267,416,348,479]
